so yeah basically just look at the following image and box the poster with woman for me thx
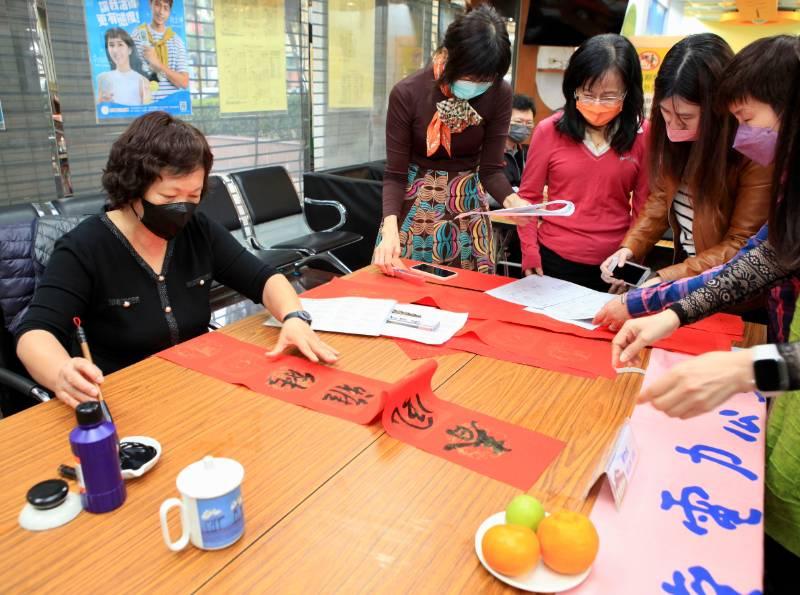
[83,0,191,121]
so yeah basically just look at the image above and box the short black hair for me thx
[557,33,644,154]
[512,94,536,117]
[102,112,214,209]
[438,5,511,87]
[718,35,800,116]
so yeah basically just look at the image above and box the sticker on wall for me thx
[0,99,5,131]
[82,0,192,122]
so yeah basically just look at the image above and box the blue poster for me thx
[83,0,191,121]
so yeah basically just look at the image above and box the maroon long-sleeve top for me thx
[382,66,514,220]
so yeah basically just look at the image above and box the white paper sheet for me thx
[455,199,575,220]
[264,297,397,336]
[486,274,596,309]
[381,303,468,345]
[541,290,615,321]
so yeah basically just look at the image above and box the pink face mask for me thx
[732,123,778,166]
[666,125,698,143]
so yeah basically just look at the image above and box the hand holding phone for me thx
[611,261,651,287]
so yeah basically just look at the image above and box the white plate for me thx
[474,511,592,593]
[119,435,162,480]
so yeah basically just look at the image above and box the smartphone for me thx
[611,261,651,287]
[410,263,458,279]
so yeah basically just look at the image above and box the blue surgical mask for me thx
[451,80,492,100]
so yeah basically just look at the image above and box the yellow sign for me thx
[328,0,375,109]
[630,36,683,117]
[216,0,288,113]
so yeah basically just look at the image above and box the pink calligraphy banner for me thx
[577,348,766,594]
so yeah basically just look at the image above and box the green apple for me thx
[505,494,545,531]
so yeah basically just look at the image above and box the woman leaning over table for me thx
[610,35,800,593]
[373,5,524,276]
[598,34,771,293]
[516,33,649,291]
[594,35,799,335]
[16,111,337,409]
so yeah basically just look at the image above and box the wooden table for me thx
[0,283,765,594]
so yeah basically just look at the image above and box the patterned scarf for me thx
[425,53,484,157]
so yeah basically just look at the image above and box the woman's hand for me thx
[524,266,544,276]
[638,350,754,418]
[600,247,634,291]
[611,309,681,367]
[503,193,529,209]
[55,358,104,408]
[373,216,403,275]
[592,295,631,331]
[266,318,339,363]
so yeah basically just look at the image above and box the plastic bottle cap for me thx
[76,401,102,426]
[27,479,69,510]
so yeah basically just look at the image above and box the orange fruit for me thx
[537,510,599,575]
[481,524,540,577]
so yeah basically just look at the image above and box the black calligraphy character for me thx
[661,485,762,536]
[322,384,374,406]
[444,420,511,455]
[391,394,434,429]
[267,369,316,390]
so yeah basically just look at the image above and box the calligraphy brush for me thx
[73,317,112,423]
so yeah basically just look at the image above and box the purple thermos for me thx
[69,401,126,513]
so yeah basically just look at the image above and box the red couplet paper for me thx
[304,276,736,362]
[381,360,566,490]
[398,258,514,292]
[451,320,615,378]
[393,338,462,360]
[685,312,745,340]
[158,332,389,424]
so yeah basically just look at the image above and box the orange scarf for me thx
[425,53,483,157]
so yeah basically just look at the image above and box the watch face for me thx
[298,311,312,323]
[754,358,781,392]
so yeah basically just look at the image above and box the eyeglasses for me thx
[574,91,626,106]
[510,121,535,129]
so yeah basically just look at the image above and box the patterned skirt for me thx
[393,164,494,274]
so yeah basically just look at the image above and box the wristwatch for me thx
[282,310,312,326]
[752,344,789,393]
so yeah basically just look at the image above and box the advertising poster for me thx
[83,0,191,122]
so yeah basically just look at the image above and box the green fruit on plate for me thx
[505,494,545,531]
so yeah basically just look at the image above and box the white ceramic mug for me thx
[159,456,245,551]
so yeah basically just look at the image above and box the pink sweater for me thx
[517,113,650,270]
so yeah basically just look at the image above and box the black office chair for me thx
[52,191,109,216]
[0,203,40,226]
[198,175,305,271]
[228,166,362,274]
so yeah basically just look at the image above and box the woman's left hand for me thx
[592,295,631,330]
[637,349,754,419]
[266,318,339,363]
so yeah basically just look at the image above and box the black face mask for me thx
[139,198,197,240]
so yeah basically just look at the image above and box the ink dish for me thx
[119,435,162,479]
